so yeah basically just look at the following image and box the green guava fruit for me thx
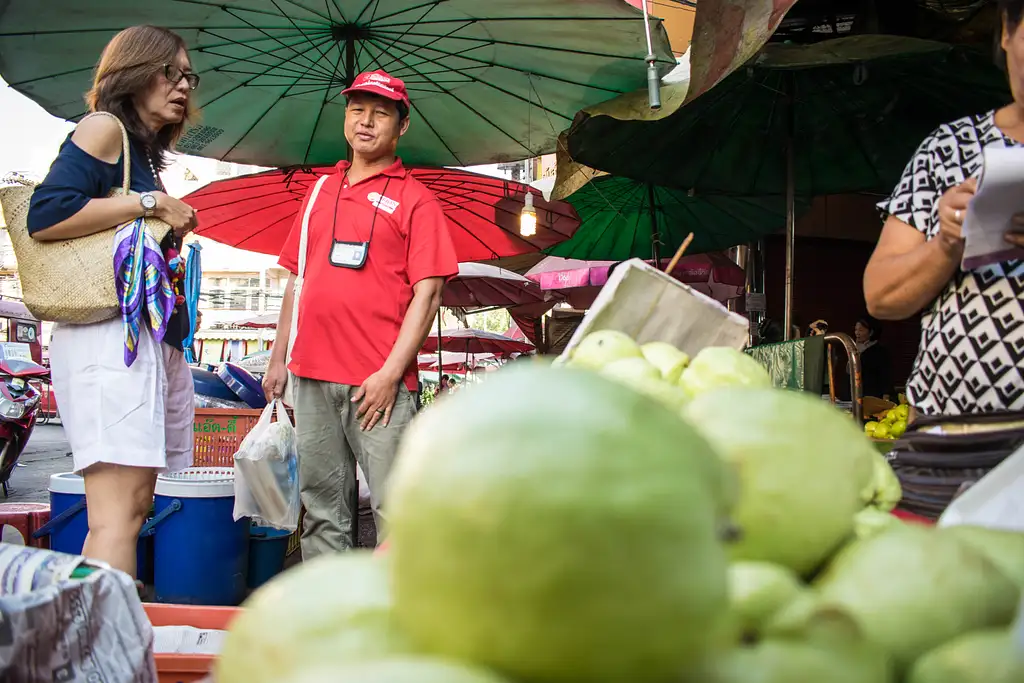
[387,365,735,683]
[640,341,691,383]
[852,508,904,541]
[863,452,902,511]
[813,524,1021,672]
[282,658,513,683]
[600,357,661,383]
[567,329,642,371]
[728,562,806,640]
[907,628,1024,683]
[678,347,772,399]
[600,357,690,412]
[712,606,894,683]
[683,388,876,575]
[942,525,1024,588]
[216,553,414,683]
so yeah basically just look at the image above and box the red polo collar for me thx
[333,157,408,183]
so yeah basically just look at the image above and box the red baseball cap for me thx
[342,70,410,108]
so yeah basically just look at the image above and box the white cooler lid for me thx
[48,472,85,495]
[155,467,235,498]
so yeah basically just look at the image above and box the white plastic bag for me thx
[233,400,300,531]
[938,441,1024,532]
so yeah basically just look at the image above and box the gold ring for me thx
[955,209,962,223]
[376,409,385,414]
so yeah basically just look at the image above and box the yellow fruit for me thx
[864,422,879,435]
[873,423,891,439]
[890,420,908,439]
[893,404,910,421]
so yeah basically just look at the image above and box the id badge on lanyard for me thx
[329,176,391,270]
[329,240,368,268]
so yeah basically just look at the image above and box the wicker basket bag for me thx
[0,112,171,324]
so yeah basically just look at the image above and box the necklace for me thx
[146,152,166,192]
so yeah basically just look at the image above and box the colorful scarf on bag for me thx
[113,218,175,367]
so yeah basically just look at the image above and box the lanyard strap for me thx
[332,175,393,245]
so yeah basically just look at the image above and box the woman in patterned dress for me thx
[864,0,1024,417]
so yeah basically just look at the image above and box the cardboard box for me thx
[558,259,749,361]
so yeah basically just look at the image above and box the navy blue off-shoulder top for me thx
[27,133,188,351]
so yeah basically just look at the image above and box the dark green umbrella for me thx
[564,35,1010,334]
[544,174,799,263]
[566,35,1010,196]
[0,0,674,167]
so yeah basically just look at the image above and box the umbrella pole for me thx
[437,310,443,389]
[648,183,661,265]
[784,74,797,341]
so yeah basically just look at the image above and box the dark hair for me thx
[86,25,194,171]
[856,315,882,341]
[1001,0,1024,33]
[441,374,450,382]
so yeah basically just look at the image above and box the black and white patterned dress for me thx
[877,111,1024,416]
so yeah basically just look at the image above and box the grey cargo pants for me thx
[293,376,417,560]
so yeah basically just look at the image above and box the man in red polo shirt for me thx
[262,70,458,559]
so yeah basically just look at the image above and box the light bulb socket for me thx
[646,60,661,110]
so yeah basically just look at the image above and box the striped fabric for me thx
[113,218,175,366]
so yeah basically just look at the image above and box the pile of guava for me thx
[213,331,1023,683]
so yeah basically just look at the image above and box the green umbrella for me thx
[0,0,674,168]
[564,35,1010,334]
[566,35,1010,196]
[544,174,799,262]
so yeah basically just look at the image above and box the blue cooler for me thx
[34,473,152,583]
[145,467,249,606]
[247,525,293,589]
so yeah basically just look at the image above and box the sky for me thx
[0,77,75,179]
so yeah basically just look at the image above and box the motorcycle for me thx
[0,357,49,497]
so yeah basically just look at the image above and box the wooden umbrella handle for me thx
[665,232,694,273]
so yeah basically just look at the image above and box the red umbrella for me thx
[422,328,534,357]
[235,313,279,329]
[187,166,580,262]
[442,263,549,309]
[504,322,527,342]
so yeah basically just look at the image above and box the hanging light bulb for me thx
[520,191,537,237]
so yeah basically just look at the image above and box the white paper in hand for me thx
[962,145,1024,270]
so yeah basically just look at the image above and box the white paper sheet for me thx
[153,626,228,656]
[962,145,1024,269]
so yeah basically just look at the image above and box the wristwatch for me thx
[139,192,158,218]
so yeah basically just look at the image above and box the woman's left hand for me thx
[1006,213,1024,248]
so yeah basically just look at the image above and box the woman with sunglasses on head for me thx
[26,25,200,577]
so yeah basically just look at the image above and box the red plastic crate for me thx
[146,603,241,683]
[192,408,263,468]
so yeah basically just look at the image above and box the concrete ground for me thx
[4,422,72,504]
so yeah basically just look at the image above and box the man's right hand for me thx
[262,359,288,401]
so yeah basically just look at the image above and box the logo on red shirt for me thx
[368,191,400,214]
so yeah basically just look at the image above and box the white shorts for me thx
[50,318,195,473]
